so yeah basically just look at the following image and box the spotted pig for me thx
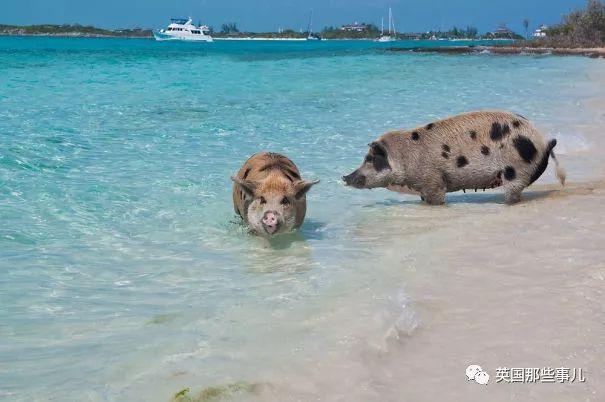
[343,111,566,204]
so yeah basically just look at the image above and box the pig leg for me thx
[503,177,527,204]
[504,185,523,204]
[423,191,445,205]
[420,179,446,205]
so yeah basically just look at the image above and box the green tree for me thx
[545,0,605,47]
[221,22,239,34]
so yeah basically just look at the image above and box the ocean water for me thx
[1,37,603,401]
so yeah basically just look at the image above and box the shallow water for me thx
[0,37,604,401]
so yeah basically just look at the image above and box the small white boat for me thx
[376,7,396,42]
[154,18,213,42]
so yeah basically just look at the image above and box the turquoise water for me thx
[0,37,601,401]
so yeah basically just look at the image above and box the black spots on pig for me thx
[242,167,251,180]
[504,166,516,181]
[456,155,468,168]
[469,130,477,140]
[480,146,490,156]
[372,155,390,171]
[411,131,420,141]
[512,119,522,128]
[369,141,391,172]
[513,135,537,163]
[490,122,511,141]
[502,123,511,135]
[442,144,451,159]
[425,123,434,130]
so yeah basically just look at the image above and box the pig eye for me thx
[259,196,267,205]
[281,197,290,206]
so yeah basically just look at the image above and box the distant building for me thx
[340,22,368,32]
[493,26,514,36]
[533,24,548,38]
[489,25,518,39]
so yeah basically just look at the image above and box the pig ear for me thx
[294,179,320,200]
[231,176,257,197]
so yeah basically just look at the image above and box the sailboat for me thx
[377,7,396,42]
[306,9,321,40]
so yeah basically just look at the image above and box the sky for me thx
[1,0,588,33]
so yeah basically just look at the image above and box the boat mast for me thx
[307,9,313,35]
[381,17,384,36]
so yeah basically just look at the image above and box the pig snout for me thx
[342,172,366,188]
[262,210,281,235]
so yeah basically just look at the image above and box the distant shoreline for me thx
[0,33,516,43]
[0,33,504,42]
[390,45,605,58]
[0,32,152,38]
[0,24,152,38]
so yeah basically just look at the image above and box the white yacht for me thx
[376,7,396,42]
[154,18,213,42]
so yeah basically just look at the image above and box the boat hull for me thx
[153,31,213,42]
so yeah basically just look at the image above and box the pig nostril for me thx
[262,211,279,227]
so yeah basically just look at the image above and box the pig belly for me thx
[446,170,503,192]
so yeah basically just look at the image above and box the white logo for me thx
[466,364,490,385]
[466,365,482,381]
[475,371,490,385]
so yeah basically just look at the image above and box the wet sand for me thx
[360,180,605,401]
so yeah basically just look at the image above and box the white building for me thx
[533,24,548,38]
